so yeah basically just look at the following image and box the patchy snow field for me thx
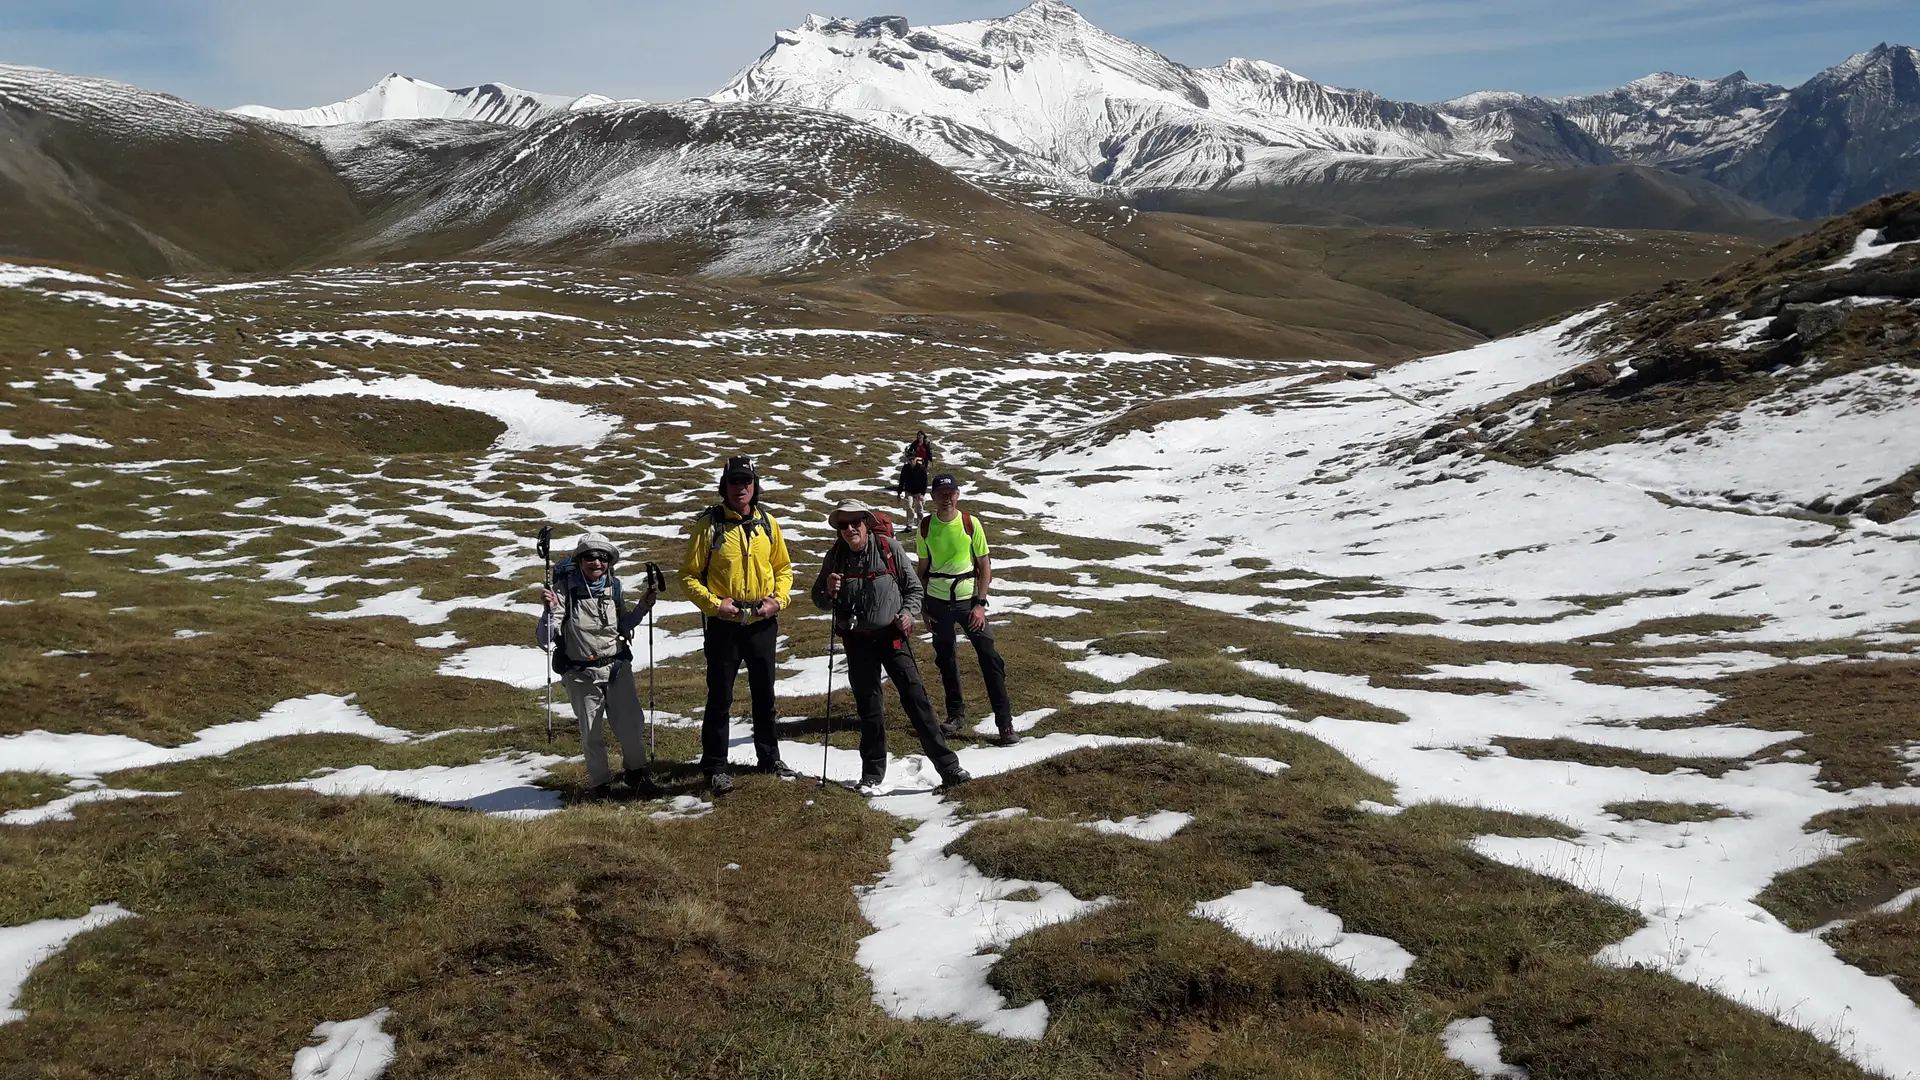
[3,259,1915,1077]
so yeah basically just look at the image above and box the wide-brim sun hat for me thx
[572,532,620,564]
[827,500,876,528]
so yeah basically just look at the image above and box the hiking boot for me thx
[755,758,796,778]
[939,711,967,738]
[993,725,1020,747]
[624,768,661,798]
[585,783,614,803]
[937,766,972,789]
[855,773,886,797]
[707,770,735,796]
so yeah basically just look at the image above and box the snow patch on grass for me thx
[1441,1016,1529,1079]
[1191,882,1416,981]
[2,904,136,1024]
[266,753,568,818]
[1079,810,1193,841]
[291,1007,395,1080]
[178,371,617,449]
[2,694,422,779]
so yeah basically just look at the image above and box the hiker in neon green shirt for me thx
[916,473,1017,746]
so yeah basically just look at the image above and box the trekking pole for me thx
[536,525,554,745]
[820,623,837,788]
[820,558,846,788]
[644,561,666,760]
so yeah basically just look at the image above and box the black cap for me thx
[722,455,756,483]
[931,473,959,491]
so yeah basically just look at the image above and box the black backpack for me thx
[697,504,772,583]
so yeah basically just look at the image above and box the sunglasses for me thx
[835,519,867,530]
[579,553,610,563]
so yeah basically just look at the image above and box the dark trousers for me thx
[843,634,960,779]
[926,597,1012,726]
[700,616,780,770]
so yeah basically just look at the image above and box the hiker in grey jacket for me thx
[537,532,660,799]
[811,500,968,794]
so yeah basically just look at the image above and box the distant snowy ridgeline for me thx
[233,74,610,127]
[1022,314,1919,643]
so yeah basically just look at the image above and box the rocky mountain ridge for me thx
[198,3,1915,221]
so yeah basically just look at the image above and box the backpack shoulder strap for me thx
[918,516,930,539]
[700,505,727,581]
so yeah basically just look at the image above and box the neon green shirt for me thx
[922,512,989,601]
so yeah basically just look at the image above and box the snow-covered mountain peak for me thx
[715,3,1591,191]
[1208,57,1313,85]
[1435,89,1539,117]
[1813,42,1920,85]
[232,74,588,128]
[1618,71,1713,102]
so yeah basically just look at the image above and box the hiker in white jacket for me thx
[537,532,659,799]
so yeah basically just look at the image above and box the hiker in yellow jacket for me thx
[680,455,794,795]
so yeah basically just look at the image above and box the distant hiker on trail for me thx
[812,500,970,795]
[918,474,1018,747]
[898,430,935,529]
[537,532,661,800]
[680,455,794,796]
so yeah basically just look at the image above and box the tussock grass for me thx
[1824,903,1920,1007]
[1657,659,1920,789]
[1480,960,1870,1080]
[0,770,66,814]
[1758,806,1920,931]
[1603,801,1739,824]
[1494,737,1744,777]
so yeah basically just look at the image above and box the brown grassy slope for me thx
[970,181,1767,338]
[781,200,1487,362]
[0,97,362,277]
[1068,212,1763,338]
[1133,163,1806,239]
[1294,225,1764,337]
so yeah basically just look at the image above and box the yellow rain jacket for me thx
[680,505,793,621]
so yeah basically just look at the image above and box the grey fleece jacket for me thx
[811,536,922,636]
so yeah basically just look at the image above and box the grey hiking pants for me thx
[563,662,647,786]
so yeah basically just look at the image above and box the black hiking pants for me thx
[700,616,780,771]
[842,633,961,780]
[926,597,1012,728]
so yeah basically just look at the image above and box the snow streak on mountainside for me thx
[1443,72,1789,176]
[709,0,1588,192]
[709,2,1914,215]
[321,100,968,276]
[1440,45,1920,217]
[1,63,254,141]
[233,74,611,127]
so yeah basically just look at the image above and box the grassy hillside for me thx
[1136,163,1807,241]
[0,68,363,277]
[0,242,1913,1077]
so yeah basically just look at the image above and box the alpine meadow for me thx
[3,3,1919,1079]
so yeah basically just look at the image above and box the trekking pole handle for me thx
[536,524,552,563]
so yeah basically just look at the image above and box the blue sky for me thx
[4,0,1917,109]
